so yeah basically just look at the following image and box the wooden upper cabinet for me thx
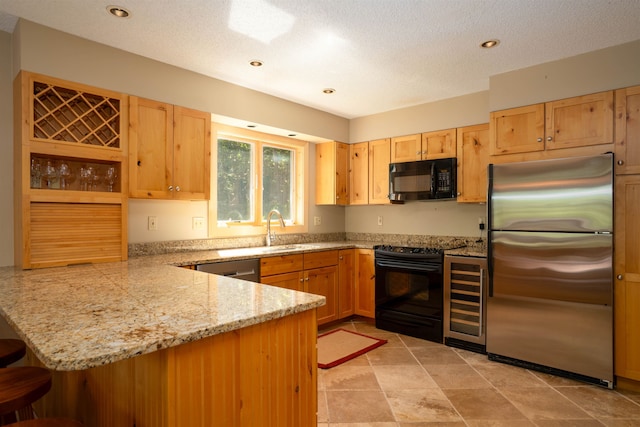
[368,138,391,204]
[316,141,348,205]
[545,91,613,150]
[615,85,640,175]
[456,124,489,203]
[173,106,211,199]
[422,128,457,159]
[490,104,545,156]
[390,134,422,162]
[349,142,369,205]
[129,97,173,198]
[129,96,211,200]
[490,91,613,157]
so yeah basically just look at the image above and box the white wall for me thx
[490,39,640,111]
[346,202,486,238]
[0,31,13,266]
[350,91,490,143]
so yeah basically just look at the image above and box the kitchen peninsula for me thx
[0,257,325,427]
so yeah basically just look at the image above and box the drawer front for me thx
[260,254,303,277]
[303,250,338,270]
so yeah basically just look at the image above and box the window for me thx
[210,124,308,237]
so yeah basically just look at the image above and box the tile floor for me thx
[317,318,640,427]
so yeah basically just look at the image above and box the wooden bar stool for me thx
[0,341,26,368]
[0,367,52,425]
[5,419,84,427]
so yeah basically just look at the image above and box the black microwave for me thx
[389,158,457,203]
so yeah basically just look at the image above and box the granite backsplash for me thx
[128,232,486,257]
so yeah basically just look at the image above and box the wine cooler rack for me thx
[444,256,487,352]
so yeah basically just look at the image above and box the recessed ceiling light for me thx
[107,5,130,18]
[323,88,335,94]
[480,39,500,48]
[249,60,263,67]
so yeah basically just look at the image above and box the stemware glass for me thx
[91,168,102,191]
[104,166,117,192]
[41,160,58,189]
[58,161,73,190]
[30,158,41,189]
[80,166,94,191]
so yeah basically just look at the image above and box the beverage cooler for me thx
[443,255,487,354]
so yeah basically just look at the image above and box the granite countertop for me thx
[445,246,487,257]
[0,239,486,372]
[0,259,325,371]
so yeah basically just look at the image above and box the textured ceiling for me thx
[1,0,640,119]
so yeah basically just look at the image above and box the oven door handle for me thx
[375,259,440,272]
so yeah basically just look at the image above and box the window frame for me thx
[209,124,309,238]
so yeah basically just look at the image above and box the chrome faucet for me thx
[266,209,285,246]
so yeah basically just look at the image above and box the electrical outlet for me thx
[148,216,158,230]
[314,216,321,226]
[377,216,383,226]
[192,217,205,230]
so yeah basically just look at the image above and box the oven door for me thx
[374,254,444,343]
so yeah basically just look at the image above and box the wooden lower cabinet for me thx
[30,310,317,427]
[614,174,640,383]
[260,271,303,291]
[261,251,339,325]
[261,248,375,324]
[306,265,338,324]
[338,249,355,319]
[354,249,375,318]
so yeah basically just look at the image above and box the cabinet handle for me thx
[537,137,543,142]
[547,136,552,141]
[617,160,624,166]
[416,151,421,155]
[457,192,461,196]
[339,256,343,260]
[168,185,173,191]
[305,277,309,281]
[617,274,623,280]
[299,278,304,283]
[176,186,181,192]
[137,160,141,166]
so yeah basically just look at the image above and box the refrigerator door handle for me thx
[487,164,494,298]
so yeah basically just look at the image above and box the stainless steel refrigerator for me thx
[487,153,614,388]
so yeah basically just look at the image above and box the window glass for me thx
[217,139,253,222]
[262,145,293,220]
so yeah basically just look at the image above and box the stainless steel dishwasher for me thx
[196,258,260,283]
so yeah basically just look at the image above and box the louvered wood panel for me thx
[29,203,123,267]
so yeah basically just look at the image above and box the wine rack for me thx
[32,81,121,148]
[14,71,129,269]
[444,256,487,352]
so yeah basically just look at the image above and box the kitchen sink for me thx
[217,244,324,258]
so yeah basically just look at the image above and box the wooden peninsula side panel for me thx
[29,309,318,427]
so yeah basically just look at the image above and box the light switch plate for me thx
[192,217,205,230]
[148,216,158,230]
